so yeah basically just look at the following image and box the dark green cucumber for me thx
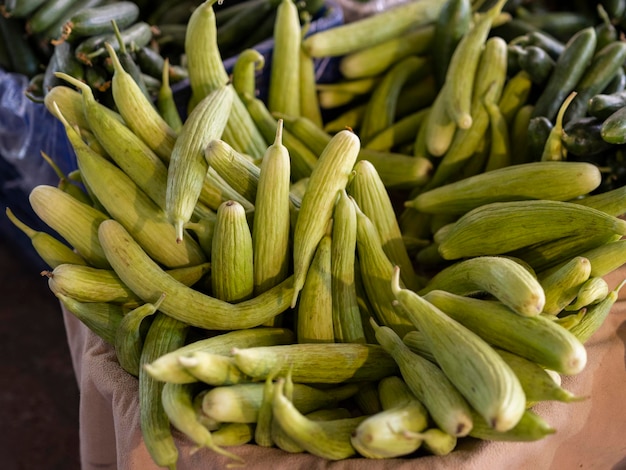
[602,66,626,94]
[506,44,523,76]
[237,8,277,52]
[531,26,597,122]
[214,0,268,27]
[527,116,554,161]
[217,0,277,58]
[562,116,614,156]
[43,41,85,93]
[602,0,626,18]
[85,62,111,93]
[148,0,195,25]
[25,73,46,103]
[595,4,618,52]
[489,18,538,43]
[146,0,180,25]
[564,40,626,123]
[2,0,48,18]
[601,104,626,144]
[135,45,165,78]
[65,1,140,39]
[40,0,106,41]
[0,15,39,77]
[525,30,564,60]
[152,23,186,49]
[75,21,153,63]
[516,45,555,85]
[588,90,626,120]
[28,0,81,35]
[515,8,594,41]
[135,45,188,82]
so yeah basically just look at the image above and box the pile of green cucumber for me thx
[9,0,626,466]
[6,0,626,466]
[500,0,626,193]
[0,0,326,103]
[303,0,626,193]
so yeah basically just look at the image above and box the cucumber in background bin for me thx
[0,0,344,267]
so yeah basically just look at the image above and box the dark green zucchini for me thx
[531,26,597,122]
[601,105,626,144]
[65,1,140,39]
[2,0,48,18]
[43,40,85,93]
[601,66,626,95]
[517,45,555,85]
[0,15,40,77]
[564,40,626,123]
[527,115,554,161]
[75,21,152,64]
[525,30,565,60]
[588,90,626,120]
[563,116,614,156]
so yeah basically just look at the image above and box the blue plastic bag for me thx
[0,68,79,266]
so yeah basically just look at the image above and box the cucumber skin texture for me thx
[68,1,141,38]
[601,105,626,144]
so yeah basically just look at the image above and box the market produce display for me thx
[0,0,328,103]
[4,0,626,467]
